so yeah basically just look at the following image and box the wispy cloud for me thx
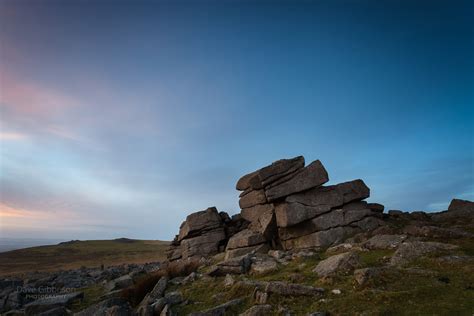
[0,132,27,141]
[0,72,81,116]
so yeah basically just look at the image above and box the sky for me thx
[0,0,473,241]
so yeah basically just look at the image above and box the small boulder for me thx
[223,274,235,288]
[313,252,360,277]
[250,255,278,275]
[104,275,133,292]
[353,267,385,286]
[363,234,407,250]
[390,241,459,266]
[189,298,244,316]
[164,291,183,305]
[239,304,272,316]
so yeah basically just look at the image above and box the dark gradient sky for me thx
[0,0,473,240]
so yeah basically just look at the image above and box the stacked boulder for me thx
[166,207,248,261]
[167,156,385,261]
[233,156,384,253]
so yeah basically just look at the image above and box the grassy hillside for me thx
[171,235,474,315]
[0,239,170,276]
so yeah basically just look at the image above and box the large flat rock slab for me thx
[265,160,329,202]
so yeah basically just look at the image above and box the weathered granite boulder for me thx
[75,298,131,316]
[265,160,329,201]
[278,202,376,240]
[389,241,459,266]
[180,228,226,259]
[189,298,244,316]
[363,234,407,250]
[239,304,273,316]
[239,190,267,209]
[25,292,83,315]
[431,198,474,222]
[226,229,266,250]
[178,207,223,241]
[167,207,247,261]
[275,180,370,228]
[236,156,305,191]
[313,252,360,277]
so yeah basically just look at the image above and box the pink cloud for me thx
[0,72,82,116]
[0,132,27,141]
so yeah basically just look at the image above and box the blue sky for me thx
[0,0,473,240]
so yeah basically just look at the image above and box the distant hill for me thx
[0,238,65,252]
[0,239,170,276]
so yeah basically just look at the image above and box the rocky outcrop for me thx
[167,156,385,261]
[167,207,249,261]
[232,156,383,253]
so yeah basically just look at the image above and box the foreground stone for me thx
[25,292,83,315]
[75,297,131,316]
[363,234,407,250]
[313,252,360,277]
[353,267,386,286]
[105,274,133,292]
[208,255,252,276]
[390,241,459,266]
[189,298,244,316]
[239,304,272,316]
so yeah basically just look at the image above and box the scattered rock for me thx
[331,289,341,295]
[208,254,252,276]
[239,304,272,316]
[253,290,268,304]
[223,274,235,288]
[313,252,360,277]
[403,225,472,239]
[353,267,385,286]
[189,298,244,316]
[164,291,183,305]
[250,255,278,275]
[363,234,407,250]
[105,275,133,292]
[390,241,459,266]
[75,298,131,316]
[160,304,173,316]
[25,292,83,315]
[267,250,286,260]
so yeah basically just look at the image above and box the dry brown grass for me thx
[0,239,170,276]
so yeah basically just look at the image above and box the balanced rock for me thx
[265,160,329,201]
[236,156,305,191]
[178,207,223,241]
